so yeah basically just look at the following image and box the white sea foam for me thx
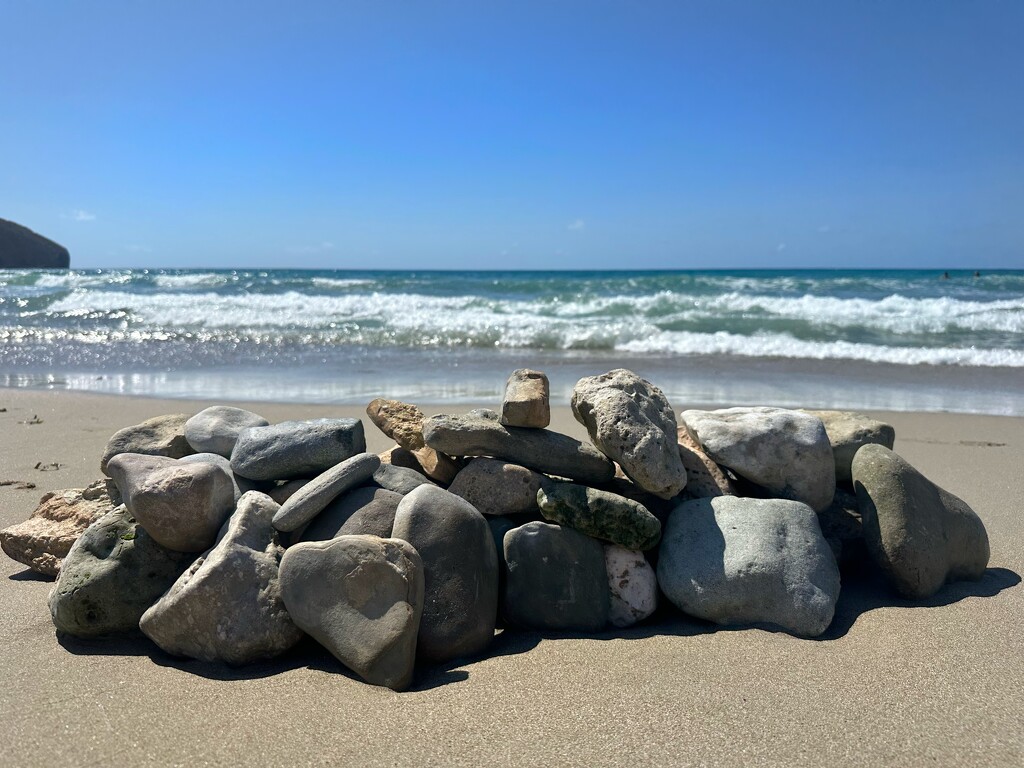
[152,273,231,289]
[310,277,377,289]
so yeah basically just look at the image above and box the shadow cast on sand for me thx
[8,567,54,582]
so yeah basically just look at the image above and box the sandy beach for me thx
[1,388,1021,767]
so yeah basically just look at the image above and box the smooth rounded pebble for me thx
[184,406,270,458]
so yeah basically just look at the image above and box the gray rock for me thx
[230,418,366,481]
[366,398,426,450]
[852,444,989,598]
[0,480,117,577]
[139,492,303,665]
[805,410,896,484]
[422,409,614,485]
[571,369,687,499]
[272,453,381,533]
[184,406,270,458]
[448,458,549,516]
[300,486,402,542]
[682,407,835,512]
[500,369,550,428]
[537,483,661,551]
[605,544,658,628]
[677,426,738,498]
[371,463,435,495]
[48,506,194,638]
[107,454,236,553]
[179,452,265,502]
[818,488,865,566]
[379,445,463,486]
[391,485,498,663]
[267,480,310,504]
[280,535,424,691]
[502,521,609,631]
[657,496,840,637]
[100,414,195,475]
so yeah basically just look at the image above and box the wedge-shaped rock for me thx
[379,446,462,486]
[422,409,613,485]
[391,485,498,663]
[657,496,840,637]
[805,410,896,484]
[366,398,426,450]
[677,426,738,498]
[184,406,270,458]
[272,453,380,532]
[280,536,424,690]
[605,544,658,628]
[852,444,989,598]
[681,407,835,512]
[1,480,117,576]
[300,486,402,542]
[503,521,609,631]
[48,506,193,638]
[107,454,236,553]
[571,369,687,499]
[371,463,435,495]
[537,483,661,551]
[500,369,550,428]
[100,413,195,475]
[139,492,302,664]
[448,458,549,516]
[231,418,366,481]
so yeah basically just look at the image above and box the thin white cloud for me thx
[65,209,96,222]
[568,219,585,231]
[776,242,787,252]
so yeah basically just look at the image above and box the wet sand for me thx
[1,389,1021,767]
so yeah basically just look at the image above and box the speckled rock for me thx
[107,454,236,553]
[371,463,435,495]
[179,452,265,502]
[604,544,658,627]
[184,406,270,458]
[657,496,840,637]
[537,483,661,551]
[100,414,195,475]
[272,453,381,533]
[366,399,426,450]
[805,410,896,484]
[448,458,549,516]
[500,369,550,428]
[571,369,687,499]
[230,418,366,481]
[0,481,117,576]
[300,486,402,542]
[681,407,835,512]
[852,444,989,598]
[280,535,424,690]
[48,506,193,638]
[677,426,738,498]
[139,492,303,665]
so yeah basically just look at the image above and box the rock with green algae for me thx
[537,483,662,551]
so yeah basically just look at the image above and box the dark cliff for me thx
[0,218,71,268]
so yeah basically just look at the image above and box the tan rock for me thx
[677,426,738,498]
[379,445,461,486]
[804,409,895,484]
[366,399,425,450]
[500,369,550,428]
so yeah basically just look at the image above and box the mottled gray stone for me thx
[657,496,840,637]
[300,486,402,542]
[391,485,498,663]
[366,398,426,450]
[852,444,989,598]
[280,535,424,691]
[500,369,550,428]
[371,463,435,495]
[805,410,896,484]
[605,544,658,628]
[139,492,302,665]
[179,452,265,502]
[537,483,661,551]
[48,506,193,638]
[230,418,366,481]
[448,458,549,516]
[184,406,270,458]
[502,521,609,631]
[100,414,195,475]
[272,453,381,533]
[571,369,687,499]
[107,454,236,553]
[422,409,614,485]
[682,407,835,512]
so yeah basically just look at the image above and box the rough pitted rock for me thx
[605,544,658,628]
[677,426,738,498]
[100,414,195,475]
[502,521,609,631]
[500,369,550,428]
[280,535,424,690]
[140,492,303,665]
[391,485,498,663]
[179,452,264,502]
[230,418,365,481]
[805,410,896,484]
[366,399,426,450]
[682,407,835,512]
[448,459,549,516]
[107,454,236,553]
[537,484,661,551]
[300,486,402,542]
[657,496,840,637]
[48,506,193,638]
[272,453,381,533]
[852,444,989,598]
[379,446,462,486]
[0,480,117,576]
[184,406,270,458]
[571,369,687,499]
[422,409,614,485]
[371,463,435,495]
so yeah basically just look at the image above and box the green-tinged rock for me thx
[537,483,661,551]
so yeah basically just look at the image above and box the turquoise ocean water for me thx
[2,268,1023,414]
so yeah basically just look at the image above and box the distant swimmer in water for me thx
[974,270,981,278]
[941,271,950,280]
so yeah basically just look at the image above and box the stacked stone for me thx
[0,370,992,691]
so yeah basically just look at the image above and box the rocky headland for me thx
[0,217,70,269]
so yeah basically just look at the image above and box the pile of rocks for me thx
[1,368,991,690]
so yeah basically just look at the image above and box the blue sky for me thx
[1,1,1022,270]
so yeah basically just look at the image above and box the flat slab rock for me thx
[184,406,270,458]
[537,483,662,551]
[100,413,195,475]
[272,453,381,533]
[230,418,366,482]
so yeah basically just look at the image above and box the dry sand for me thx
[1,389,1021,767]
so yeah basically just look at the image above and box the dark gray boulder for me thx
[230,418,366,481]
[300,486,402,542]
[0,218,70,268]
[371,463,435,495]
